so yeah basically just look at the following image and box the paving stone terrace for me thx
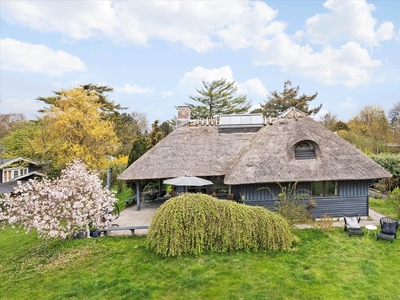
[107,196,386,236]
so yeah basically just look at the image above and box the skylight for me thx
[218,114,265,128]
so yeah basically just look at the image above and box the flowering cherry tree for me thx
[0,160,118,239]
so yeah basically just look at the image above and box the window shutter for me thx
[295,149,316,160]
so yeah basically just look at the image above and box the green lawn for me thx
[1,198,399,299]
[1,226,399,300]
[369,198,399,219]
[112,187,134,211]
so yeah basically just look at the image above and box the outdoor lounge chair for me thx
[344,215,364,236]
[377,217,399,243]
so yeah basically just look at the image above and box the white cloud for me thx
[0,38,86,75]
[1,1,283,52]
[237,78,268,97]
[180,65,234,90]
[305,0,394,46]
[313,108,329,121]
[1,98,42,118]
[115,83,154,94]
[250,0,394,88]
[180,66,268,102]
[2,0,394,88]
[161,91,174,98]
[1,1,118,40]
[52,82,64,88]
[215,1,285,50]
[254,35,381,88]
[338,97,357,110]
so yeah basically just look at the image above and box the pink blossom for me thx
[0,160,118,239]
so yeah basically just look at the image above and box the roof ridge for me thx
[276,107,308,121]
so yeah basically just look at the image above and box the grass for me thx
[1,197,399,299]
[1,226,399,299]
[369,198,399,219]
[113,187,134,211]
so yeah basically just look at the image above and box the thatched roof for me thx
[118,108,391,184]
[118,122,259,180]
[225,109,391,184]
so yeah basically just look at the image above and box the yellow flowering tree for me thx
[4,87,119,171]
[44,87,119,169]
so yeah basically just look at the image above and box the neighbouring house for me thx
[118,106,391,217]
[0,158,45,194]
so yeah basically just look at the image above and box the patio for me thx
[109,197,169,236]
[109,196,386,236]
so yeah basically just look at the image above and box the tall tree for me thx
[127,137,148,167]
[130,111,149,136]
[259,80,321,117]
[388,102,400,149]
[331,121,349,132]
[388,102,400,133]
[4,87,119,170]
[147,120,163,150]
[37,83,125,120]
[160,121,173,138]
[114,111,149,156]
[127,136,149,192]
[185,79,251,119]
[318,111,349,131]
[345,105,391,153]
[2,120,61,172]
[0,113,26,140]
[318,112,338,130]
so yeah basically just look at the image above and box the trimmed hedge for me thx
[369,153,400,190]
[147,193,295,256]
[369,153,400,180]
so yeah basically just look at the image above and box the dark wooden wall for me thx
[239,180,369,217]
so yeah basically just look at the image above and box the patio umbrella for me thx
[163,175,213,192]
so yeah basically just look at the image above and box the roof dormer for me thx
[294,141,317,160]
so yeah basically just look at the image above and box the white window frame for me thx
[2,167,29,183]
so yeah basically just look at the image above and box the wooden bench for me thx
[125,195,137,206]
[95,225,149,237]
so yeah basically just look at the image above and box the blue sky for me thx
[1,0,399,124]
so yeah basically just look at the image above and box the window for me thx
[294,141,316,160]
[2,167,29,183]
[311,181,338,197]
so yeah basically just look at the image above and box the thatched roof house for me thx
[225,109,390,184]
[119,107,390,217]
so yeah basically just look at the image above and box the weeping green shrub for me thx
[147,193,295,257]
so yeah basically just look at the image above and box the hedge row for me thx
[369,153,400,180]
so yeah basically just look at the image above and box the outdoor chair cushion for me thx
[381,222,397,235]
[344,216,360,229]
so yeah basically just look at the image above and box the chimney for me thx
[177,106,191,127]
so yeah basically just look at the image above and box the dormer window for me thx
[294,141,316,160]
